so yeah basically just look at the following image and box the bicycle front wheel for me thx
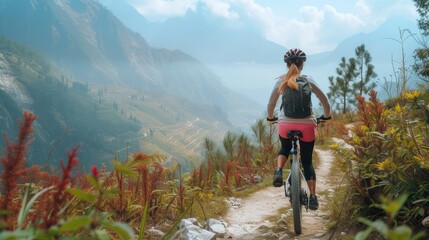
[291,158,302,234]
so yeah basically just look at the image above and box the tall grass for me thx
[0,111,286,238]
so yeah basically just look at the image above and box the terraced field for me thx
[157,118,225,154]
[91,84,231,161]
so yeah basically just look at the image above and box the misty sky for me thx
[128,0,418,54]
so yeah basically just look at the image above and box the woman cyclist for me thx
[266,48,331,210]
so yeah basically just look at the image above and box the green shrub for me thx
[334,90,429,233]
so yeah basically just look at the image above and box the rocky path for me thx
[221,147,341,239]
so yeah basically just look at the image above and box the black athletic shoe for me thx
[272,168,283,187]
[309,194,319,210]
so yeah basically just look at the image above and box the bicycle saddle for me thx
[287,131,303,140]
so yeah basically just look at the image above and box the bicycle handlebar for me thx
[267,115,331,124]
[316,115,331,124]
[266,117,278,122]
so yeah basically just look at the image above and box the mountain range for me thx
[0,0,260,168]
[96,0,286,65]
[0,36,141,167]
[0,0,423,168]
[0,0,257,108]
[98,0,422,107]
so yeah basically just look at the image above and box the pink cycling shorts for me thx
[278,122,316,142]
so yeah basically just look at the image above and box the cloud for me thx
[228,0,415,53]
[300,6,324,22]
[355,0,371,16]
[220,0,364,53]
[239,2,369,54]
[239,0,272,18]
[204,0,239,20]
[130,0,417,54]
[130,0,198,21]
[323,5,364,29]
[130,0,239,21]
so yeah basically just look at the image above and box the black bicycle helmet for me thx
[284,48,307,63]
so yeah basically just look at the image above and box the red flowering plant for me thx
[91,166,99,179]
[0,111,36,229]
[0,112,135,239]
[62,163,135,239]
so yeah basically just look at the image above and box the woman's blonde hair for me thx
[278,62,302,93]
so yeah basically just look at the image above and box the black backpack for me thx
[281,76,312,118]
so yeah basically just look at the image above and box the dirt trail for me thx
[222,147,340,239]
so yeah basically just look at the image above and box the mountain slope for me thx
[97,0,287,64]
[0,0,263,167]
[0,0,262,121]
[0,36,140,168]
[100,1,421,107]
[0,35,241,169]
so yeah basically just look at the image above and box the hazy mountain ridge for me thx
[307,16,421,93]
[99,0,422,107]
[0,36,141,167]
[0,35,238,168]
[1,0,418,169]
[96,0,287,64]
[0,0,262,118]
[0,0,264,167]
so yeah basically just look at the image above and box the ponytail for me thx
[278,62,302,93]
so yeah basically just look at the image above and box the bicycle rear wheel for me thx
[291,158,302,234]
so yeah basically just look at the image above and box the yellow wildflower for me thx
[374,159,390,171]
[404,90,421,101]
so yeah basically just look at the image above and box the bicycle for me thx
[283,129,307,234]
[269,116,330,234]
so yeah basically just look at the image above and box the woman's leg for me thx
[300,140,316,192]
[300,140,319,210]
[273,136,292,187]
[278,136,292,167]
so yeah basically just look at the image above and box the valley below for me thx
[93,83,231,163]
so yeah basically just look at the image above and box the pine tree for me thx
[412,0,429,80]
[328,45,378,113]
[327,57,358,114]
[413,0,429,36]
[353,44,377,95]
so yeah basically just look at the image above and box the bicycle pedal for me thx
[283,184,290,197]
[284,181,291,197]
[300,188,308,206]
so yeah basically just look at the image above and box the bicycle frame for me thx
[283,130,309,234]
[270,117,328,234]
